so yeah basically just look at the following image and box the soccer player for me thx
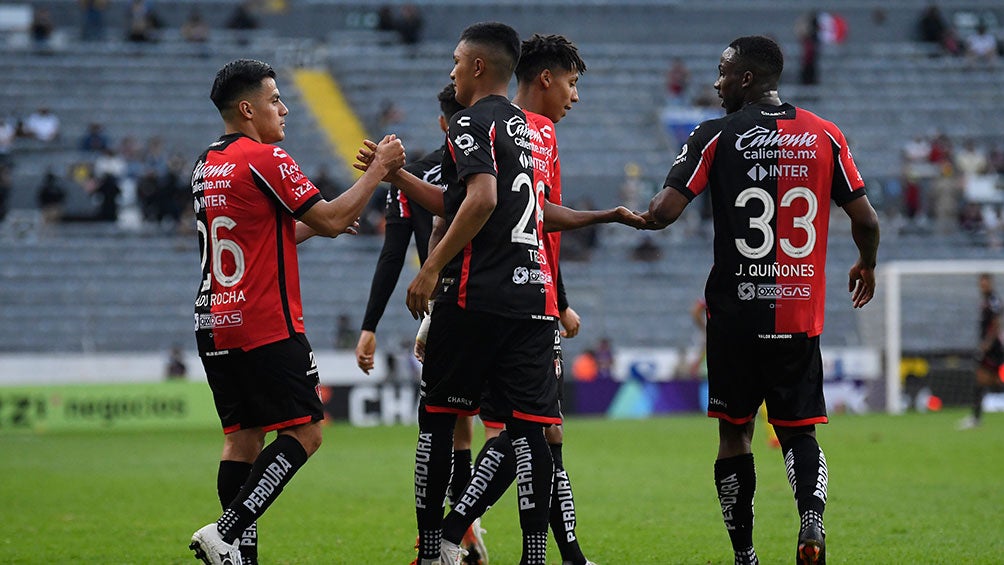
[356,22,641,565]
[436,33,597,565]
[188,59,404,565]
[354,84,463,375]
[959,273,1003,429]
[640,36,880,565]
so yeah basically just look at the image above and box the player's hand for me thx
[414,306,432,363]
[559,306,581,338]
[848,259,876,308]
[613,206,649,229]
[355,137,405,181]
[355,330,376,374]
[337,220,361,237]
[406,267,438,320]
[637,210,669,230]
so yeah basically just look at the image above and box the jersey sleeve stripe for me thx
[823,130,855,191]
[685,131,721,192]
[249,163,295,215]
[292,194,322,219]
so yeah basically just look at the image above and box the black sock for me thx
[549,443,587,564]
[781,434,827,534]
[443,435,515,543]
[217,461,257,563]
[217,434,309,545]
[415,408,455,559]
[449,448,472,506]
[508,419,553,565]
[714,453,756,553]
[974,385,987,421]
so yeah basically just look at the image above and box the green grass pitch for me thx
[1,409,1001,563]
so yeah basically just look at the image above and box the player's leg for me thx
[963,361,998,428]
[500,318,561,565]
[419,304,487,565]
[450,415,475,506]
[765,335,829,565]
[707,320,761,565]
[545,423,591,565]
[192,334,325,565]
[442,401,508,563]
[218,428,264,564]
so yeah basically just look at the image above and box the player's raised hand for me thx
[848,259,876,308]
[373,134,406,174]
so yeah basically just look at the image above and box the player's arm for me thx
[543,200,646,231]
[641,185,691,229]
[355,222,416,373]
[300,135,405,237]
[294,219,361,244]
[414,215,449,362]
[406,174,496,319]
[356,140,446,216]
[842,194,880,308]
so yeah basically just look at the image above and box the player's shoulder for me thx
[524,110,557,143]
[791,105,846,138]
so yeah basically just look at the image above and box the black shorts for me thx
[706,320,826,427]
[201,333,324,434]
[979,339,1004,371]
[421,302,560,425]
[481,329,564,428]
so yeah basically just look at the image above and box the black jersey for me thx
[436,94,555,320]
[980,291,1002,340]
[360,148,441,333]
[664,103,865,337]
[385,146,442,224]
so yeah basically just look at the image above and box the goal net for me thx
[858,260,1004,413]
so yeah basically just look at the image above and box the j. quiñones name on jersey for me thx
[665,103,865,337]
[192,133,321,353]
[437,95,557,320]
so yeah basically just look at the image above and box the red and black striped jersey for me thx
[664,103,865,337]
[525,110,561,318]
[437,95,556,320]
[192,133,321,352]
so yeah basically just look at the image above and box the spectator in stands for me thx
[928,131,953,164]
[376,5,396,32]
[796,11,821,85]
[79,0,108,42]
[30,7,55,51]
[0,163,10,223]
[311,165,342,200]
[396,4,424,46]
[181,7,210,43]
[665,57,691,105]
[965,22,999,66]
[930,161,962,234]
[334,314,356,349]
[955,139,990,177]
[125,0,162,43]
[79,123,111,153]
[0,116,14,161]
[917,3,961,56]
[21,106,60,143]
[594,337,614,380]
[989,143,1004,174]
[378,99,405,137]
[165,344,188,380]
[37,168,67,225]
[226,1,259,31]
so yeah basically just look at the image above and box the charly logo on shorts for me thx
[513,266,530,284]
[738,282,756,301]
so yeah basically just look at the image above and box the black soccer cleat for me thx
[796,523,826,565]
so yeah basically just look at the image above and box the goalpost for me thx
[882,259,1004,413]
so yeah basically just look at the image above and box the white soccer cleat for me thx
[190,523,243,565]
[440,539,467,565]
[461,517,489,564]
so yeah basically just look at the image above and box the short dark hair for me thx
[728,35,784,83]
[437,83,464,119]
[459,21,521,80]
[210,59,276,112]
[515,34,586,84]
